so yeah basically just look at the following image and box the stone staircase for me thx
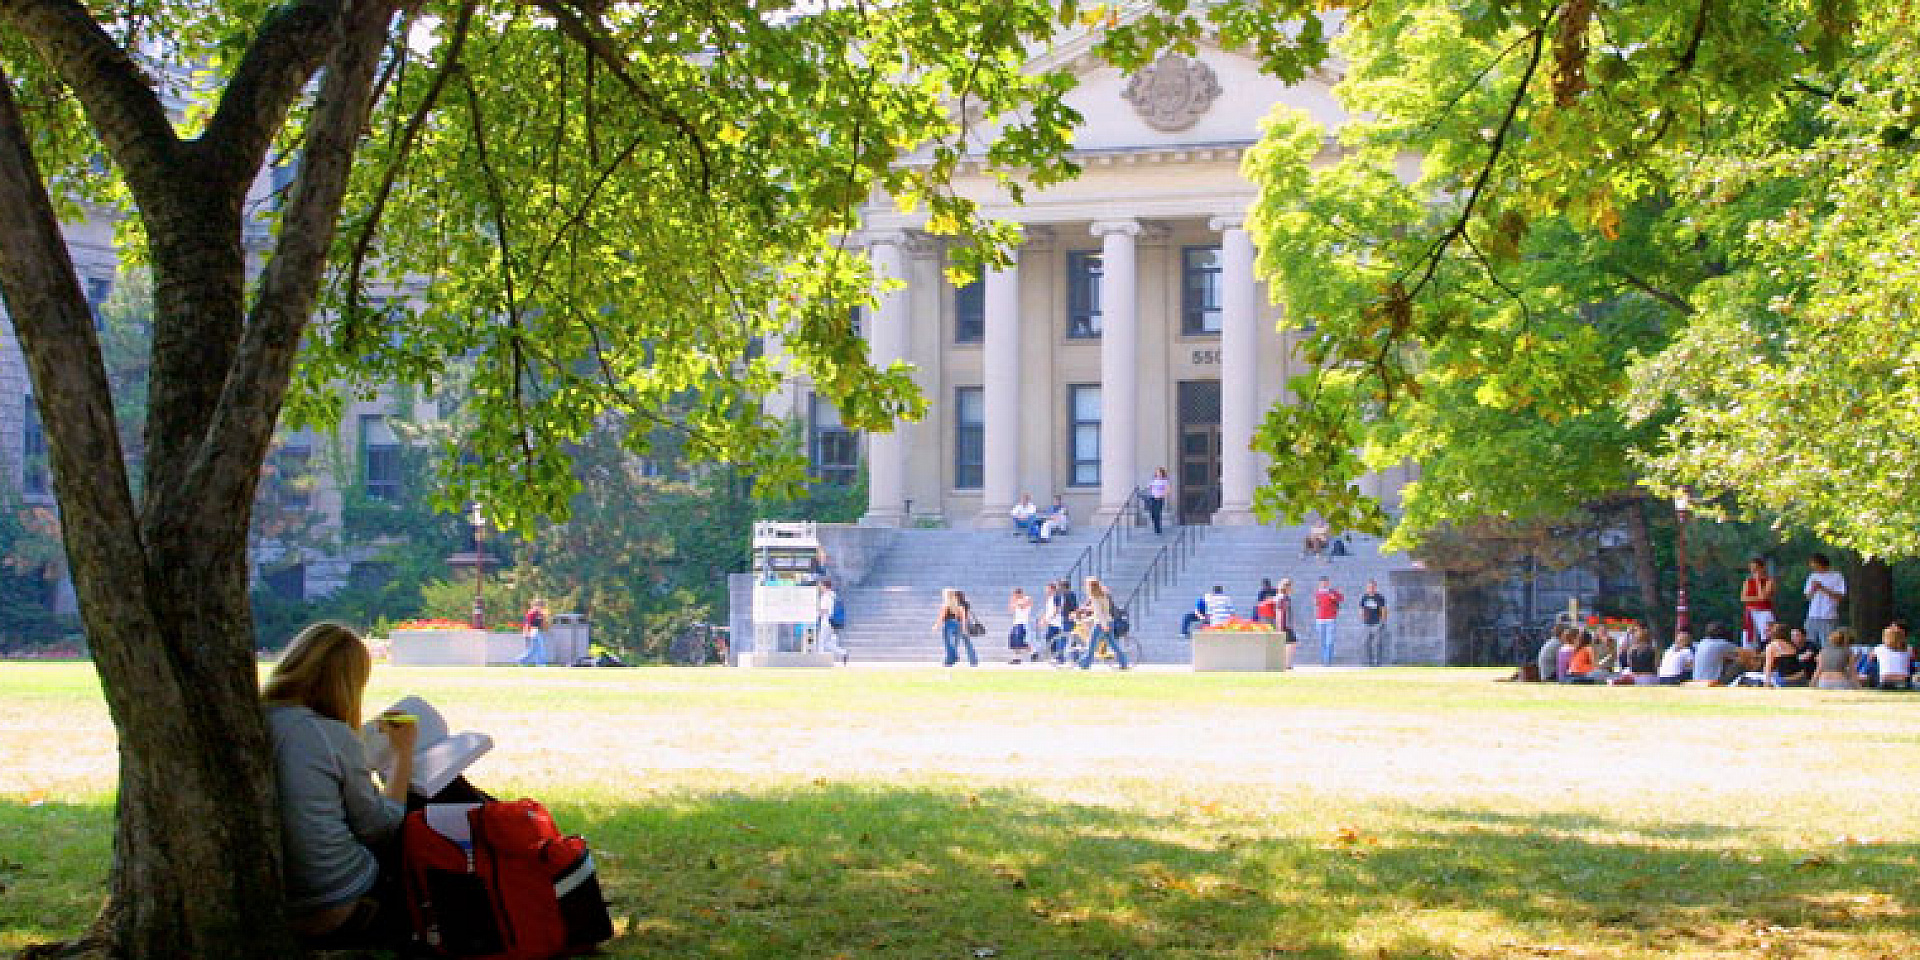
[834,519,1414,664]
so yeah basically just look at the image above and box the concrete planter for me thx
[486,631,529,664]
[389,629,489,666]
[739,651,837,669]
[1192,630,1291,672]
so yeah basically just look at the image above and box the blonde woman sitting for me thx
[1812,627,1859,689]
[1871,625,1911,689]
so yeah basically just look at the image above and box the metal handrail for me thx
[1119,489,1216,627]
[1060,486,1145,593]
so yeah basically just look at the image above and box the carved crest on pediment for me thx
[1122,54,1222,132]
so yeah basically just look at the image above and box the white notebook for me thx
[362,695,493,797]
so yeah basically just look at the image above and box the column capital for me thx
[860,228,911,250]
[1089,219,1142,239]
[860,228,939,256]
[1208,214,1247,233]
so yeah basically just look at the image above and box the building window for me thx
[271,435,314,509]
[808,394,859,486]
[359,414,401,501]
[1068,384,1100,487]
[849,305,863,339]
[1182,245,1223,336]
[1066,251,1102,339]
[954,276,984,344]
[22,395,48,497]
[954,387,984,489]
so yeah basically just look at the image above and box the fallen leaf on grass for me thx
[1795,854,1833,869]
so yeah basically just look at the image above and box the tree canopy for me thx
[1243,0,1920,557]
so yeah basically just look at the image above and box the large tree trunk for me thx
[1623,495,1668,644]
[1850,556,1893,642]
[0,3,395,954]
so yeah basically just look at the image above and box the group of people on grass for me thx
[1176,576,1390,666]
[1537,619,1912,689]
[1533,553,1912,689]
[933,577,1130,670]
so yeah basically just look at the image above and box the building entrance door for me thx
[1176,381,1222,525]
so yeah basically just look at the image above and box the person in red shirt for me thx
[1313,576,1344,666]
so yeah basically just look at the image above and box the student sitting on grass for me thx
[1559,632,1602,684]
[263,623,414,946]
[265,622,484,947]
[1813,627,1859,689]
[1763,623,1809,687]
[1869,625,1911,689]
[1656,631,1694,686]
[1620,625,1659,685]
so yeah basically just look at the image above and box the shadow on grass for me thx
[7,791,1919,960]
[562,788,1920,959]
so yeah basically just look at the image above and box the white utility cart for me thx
[740,520,835,668]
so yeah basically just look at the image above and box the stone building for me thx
[776,37,1417,528]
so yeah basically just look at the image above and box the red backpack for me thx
[401,799,614,959]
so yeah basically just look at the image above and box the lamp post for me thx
[469,501,487,629]
[1673,489,1691,638]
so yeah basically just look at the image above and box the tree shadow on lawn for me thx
[6,793,1917,960]
[568,787,1920,959]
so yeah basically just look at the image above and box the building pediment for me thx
[1019,26,1346,155]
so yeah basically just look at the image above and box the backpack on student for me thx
[828,596,846,630]
[402,799,614,960]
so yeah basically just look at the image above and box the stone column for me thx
[1092,219,1140,522]
[974,242,1022,528]
[860,232,910,526]
[1212,216,1260,525]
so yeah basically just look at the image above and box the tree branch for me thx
[0,60,151,638]
[1604,263,1697,315]
[343,0,475,351]
[0,0,180,202]
[1397,23,1548,303]
[166,0,404,532]
[197,0,350,181]
[529,0,713,190]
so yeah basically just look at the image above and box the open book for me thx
[362,695,493,797]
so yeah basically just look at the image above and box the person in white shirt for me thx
[1144,467,1171,535]
[1656,631,1695,685]
[1203,585,1234,626]
[816,579,846,662]
[1871,625,1911,689]
[1006,587,1035,664]
[1009,494,1038,535]
[1803,553,1846,646]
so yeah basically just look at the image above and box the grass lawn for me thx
[4,662,1919,959]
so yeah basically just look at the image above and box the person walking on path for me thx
[517,598,549,666]
[1313,577,1344,666]
[1077,577,1130,670]
[1144,467,1170,535]
[1358,579,1388,666]
[1803,553,1846,646]
[935,588,979,667]
[816,579,847,663]
[1740,557,1776,647]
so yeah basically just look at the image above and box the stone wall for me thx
[1388,568,1449,665]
